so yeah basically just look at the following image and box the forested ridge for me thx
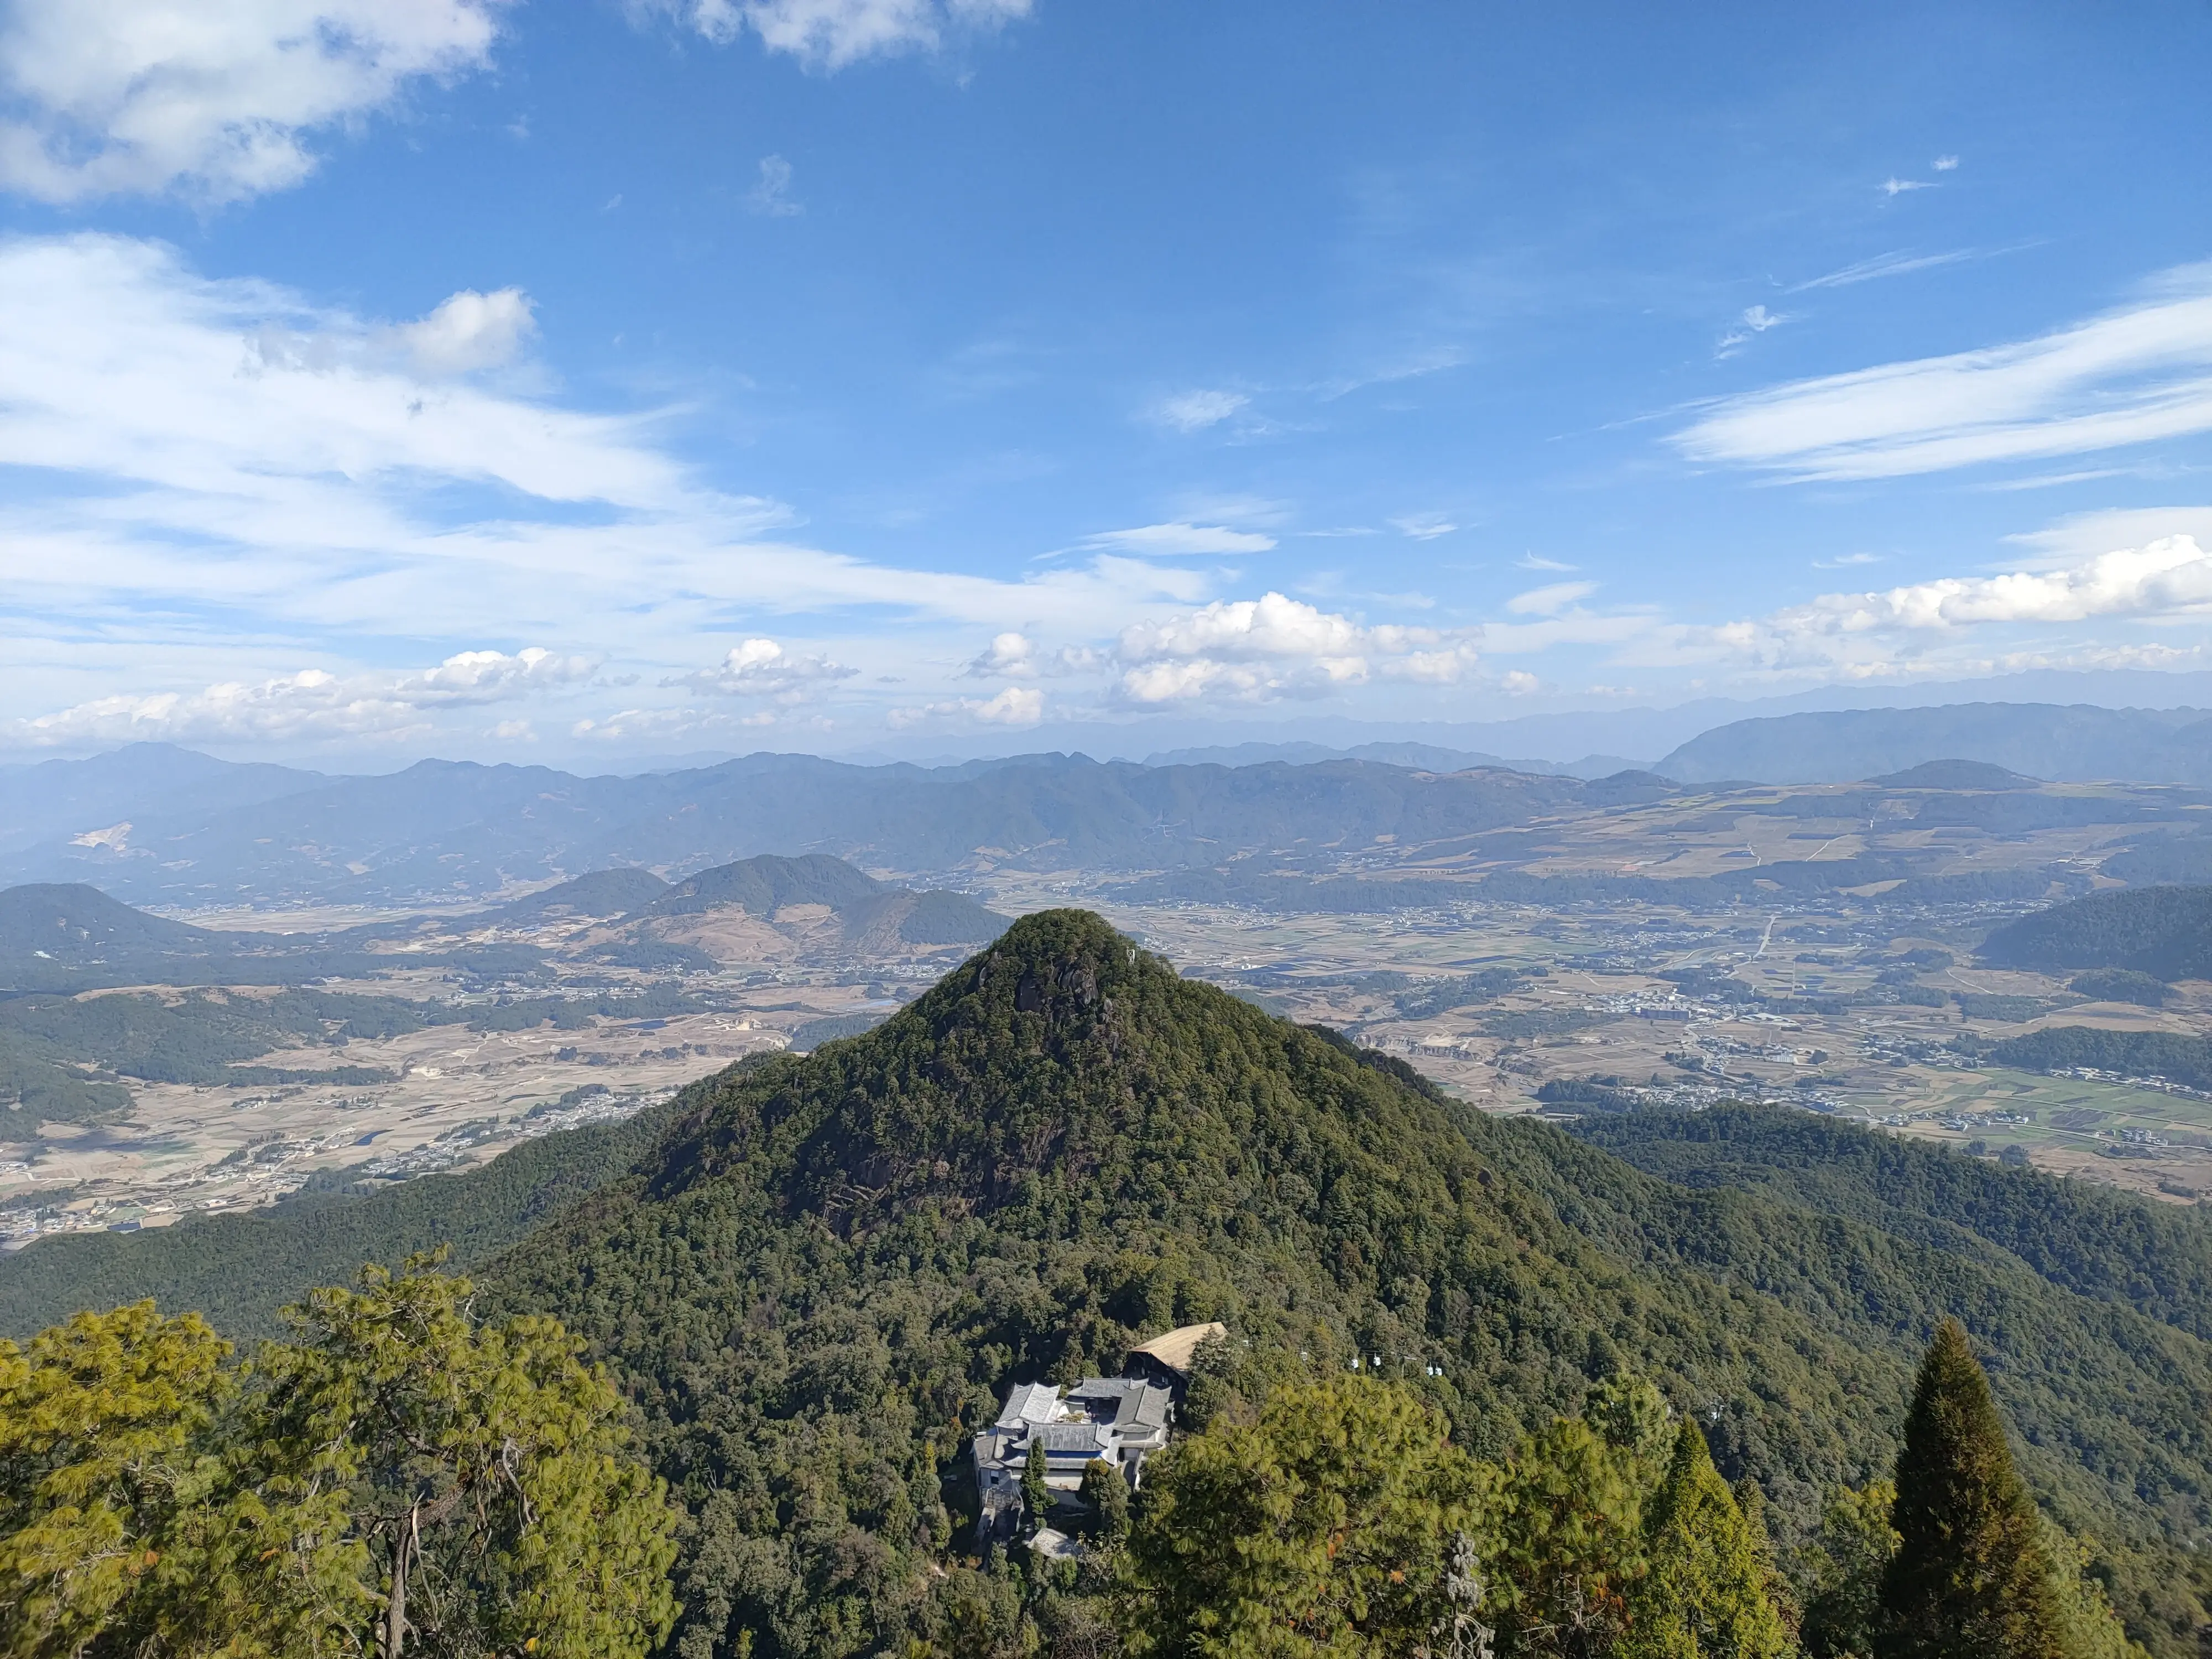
[481,911,2208,1656]
[1981,884,2212,979]
[6,911,2210,1655]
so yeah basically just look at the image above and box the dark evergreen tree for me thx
[1022,1436,1051,1530]
[1079,1458,1129,1542]
[1878,1319,2067,1659]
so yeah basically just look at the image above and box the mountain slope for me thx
[1658,702,2212,785]
[0,881,215,961]
[1567,1104,2212,1343]
[486,910,2211,1658]
[1981,884,2212,979]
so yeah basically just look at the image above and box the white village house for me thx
[972,1321,1225,1540]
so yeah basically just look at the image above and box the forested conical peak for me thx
[651,905,1459,1229]
[922,906,1155,1030]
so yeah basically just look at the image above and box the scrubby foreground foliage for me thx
[0,1258,679,1657]
[1120,1329,2132,1659]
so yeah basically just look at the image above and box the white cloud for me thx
[1643,536,2212,677]
[1717,304,1788,357]
[889,685,1044,728]
[0,0,503,204]
[391,286,535,377]
[1506,580,1598,617]
[1516,553,1577,571]
[666,0,1031,69]
[1882,177,1935,196]
[1675,269,2212,480]
[0,234,1219,695]
[747,153,801,216]
[1500,670,1540,696]
[1152,389,1247,431]
[666,638,855,700]
[1776,536,2212,632]
[1082,522,1277,557]
[1113,591,1477,705]
[961,632,1102,679]
[1390,514,1457,540]
[14,646,593,747]
[1933,155,1960,171]
[1812,552,1884,568]
[1789,249,1971,292]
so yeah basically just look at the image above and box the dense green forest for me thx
[1567,1105,2212,1343]
[479,912,2208,1657]
[1980,885,2212,979]
[0,1099,681,1340]
[1983,1026,2212,1091]
[6,912,2209,1655]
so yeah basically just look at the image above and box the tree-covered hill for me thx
[484,910,2210,1658]
[1982,884,2212,979]
[1567,1104,2212,1344]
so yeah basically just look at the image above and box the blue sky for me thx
[4,0,2212,764]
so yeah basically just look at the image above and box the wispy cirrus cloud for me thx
[1788,249,1973,292]
[1151,389,1248,431]
[1081,522,1277,556]
[1675,268,2212,481]
[658,0,1031,69]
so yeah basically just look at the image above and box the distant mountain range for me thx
[10,701,2212,910]
[1658,702,2212,785]
[0,745,1586,906]
[0,854,1006,993]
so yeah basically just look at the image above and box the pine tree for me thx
[1877,1318,2067,1659]
[1078,1458,1129,1542]
[1119,1376,1494,1657]
[1021,1436,1051,1531]
[1802,1480,1898,1659]
[1621,1421,1792,1659]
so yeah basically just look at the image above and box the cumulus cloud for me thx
[889,685,1044,728]
[1151,389,1247,431]
[391,286,535,377]
[14,646,593,747]
[1113,591,1478,705]
[0,0,503,204]
[1647,536,2212,676]
[665,638,856,700]
[1677,268,2212,481]
[1082,522,1277,557]
[665,0,1031,69]
[961,632,1102,679]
